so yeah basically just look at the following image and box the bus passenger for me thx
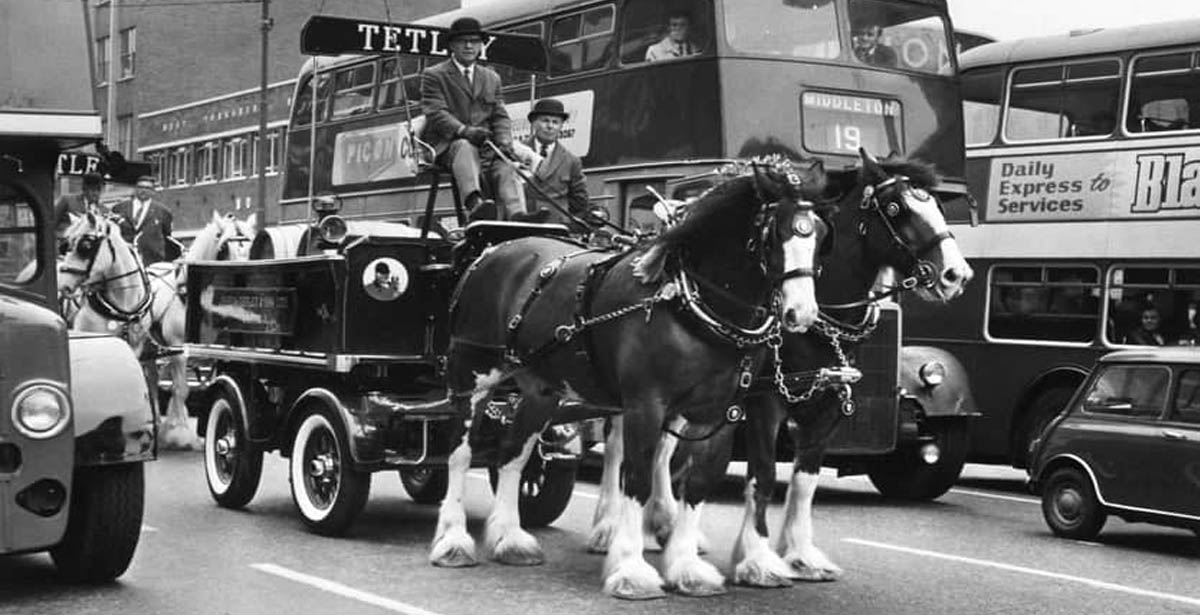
[851,22,897,68]
[517,98,589,231]
[420,17,538,223]
[54,172,104,241]
[645,11,700,62]
[114,175,175,265]
[1125,306,1166,346]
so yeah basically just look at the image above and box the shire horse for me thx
[433,157,829,599]
[59,211,255,450]
[616,149,974,587]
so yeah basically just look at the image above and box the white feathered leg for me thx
[486,431,544,565]
[774,470,842,581]
[662,498,726,596]
[587,417,623,553]
[602,493,667,600]
[731,478,793,588]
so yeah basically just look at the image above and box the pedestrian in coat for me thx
[113,175,175,265]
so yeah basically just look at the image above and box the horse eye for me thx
[885,202,902,217]
[793,215,815,237]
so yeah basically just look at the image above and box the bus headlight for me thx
[12,383,70,439]
[918,361,946,387]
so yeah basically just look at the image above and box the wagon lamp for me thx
[918,361,946,388]
[11,383,71,439]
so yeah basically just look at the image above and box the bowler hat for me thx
[446,17,485,42]
[135,175,155,188]
[527,98,569,122]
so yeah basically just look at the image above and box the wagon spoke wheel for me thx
[289,407,370,536]
[204,390,262,509]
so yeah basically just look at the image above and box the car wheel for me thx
[399,467,449,505]
[488,454,578,528]
[867,419,969,501]
[1041,467,1107,540]
[1017,387,1076,468]
[204,389,263,509]
[50,463,145,582]
[289,407,371,536]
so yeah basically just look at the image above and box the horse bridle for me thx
[750,165,823,284]
[857,174,954,292]
[61,222,152,322]
[215,221,253,260]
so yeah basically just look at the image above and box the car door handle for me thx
[1162,430,1188,441]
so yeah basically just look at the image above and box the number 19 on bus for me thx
[833,123,862,152]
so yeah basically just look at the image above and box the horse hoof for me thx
[786,562,840,582]
[734,558,794,588]
[491,531,544,566]
[603,560,666,600]
[666,558,727,597]
[430,531,478,568]
[586,523,615,554]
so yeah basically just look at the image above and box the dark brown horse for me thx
[429,158,829,599]
[598,150,973,587]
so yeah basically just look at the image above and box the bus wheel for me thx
[289,407,371,536]
[488,454,578,528]
[50,463,145,582]
[867,419,968,501]
[1041,467,1106,540]
[204,389,263,509]
[399,467,449,504]
[1017,387,1075,467]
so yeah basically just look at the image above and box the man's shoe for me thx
[466,198,497,223]
[510,209,551,224]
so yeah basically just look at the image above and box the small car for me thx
[1028,347,1200,540]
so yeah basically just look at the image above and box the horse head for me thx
[58,211,129,296]
[199,210,256,261]
[648,155,830,333]
[840,148,973,303]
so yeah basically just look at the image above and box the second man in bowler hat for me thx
[519,98,589,230]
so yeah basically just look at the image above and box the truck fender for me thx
[287,388,379,466]
[899,345,978,418]
[198,374,248,441]
[69,335,156,465]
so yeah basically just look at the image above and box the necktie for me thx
[539,142,549,157]
[463,68,472,86]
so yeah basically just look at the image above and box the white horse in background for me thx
[60,210,255,450]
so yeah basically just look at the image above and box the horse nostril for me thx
[943,268,960,283]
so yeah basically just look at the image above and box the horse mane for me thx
[875,156,939,189]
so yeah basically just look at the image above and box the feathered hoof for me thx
[665,557,727,597]
[490,529,544,566]
[160,424,200,451]
[733,551,794,588]
[430,529,478,568]
[586,520,616,554]
[783,553,842,582]
[603,560,667,600]
[696,531,712,556]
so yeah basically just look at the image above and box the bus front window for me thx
[724,0,839,60]
[0,185,39,285]
[847,0,952,75]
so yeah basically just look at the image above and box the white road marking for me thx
[251,563,445,615]
[843,538,1200,608]
[947,488,1039,505]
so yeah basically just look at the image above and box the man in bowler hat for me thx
[114,175,175,265]
[518,98,589,230]
[420,16,544,222]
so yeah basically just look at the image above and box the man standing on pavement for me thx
[114,175,175,265]
[519,98,589,230]
[53,171,104,239]
[420,16,544,223]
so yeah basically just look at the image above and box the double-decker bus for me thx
[904,19,1200,468]
[266,0,980,498]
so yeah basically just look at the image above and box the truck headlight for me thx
[918,361,946,387]
[12,383,70,439]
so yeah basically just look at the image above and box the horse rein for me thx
[857,174,953,291]
[61,227,152,322]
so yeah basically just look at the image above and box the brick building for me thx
[91,0,455,234]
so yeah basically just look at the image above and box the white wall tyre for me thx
[204,390,263,508]
[289,407,370,536]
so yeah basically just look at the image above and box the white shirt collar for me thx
[452,58,474,77]
[535,139,556,156]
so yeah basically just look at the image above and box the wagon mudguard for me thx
[69,333,156,465]
[899,345,978,418]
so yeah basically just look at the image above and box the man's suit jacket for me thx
[420,60,512,154]
[53,193,98,236]
[523,138,589,229]
[113,198,173,265]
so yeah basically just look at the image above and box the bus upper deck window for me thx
[0,186,39,286]
[292,72,332,126]
[550,5,615,76]
[331,63,376,120]
[495,22,544,86]
[847,0,952,75]
[1127,51,1197,134]
[619,0,713,65]
[1005,59,1120,142]
[379,57,421,111]
[962,67,1004,146]
[725,0,838,60]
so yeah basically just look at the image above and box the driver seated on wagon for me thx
[419,17,550,225]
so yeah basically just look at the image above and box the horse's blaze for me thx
[779,234,819,331]
[905,195,973,301]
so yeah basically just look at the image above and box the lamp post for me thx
[256,0,272,226]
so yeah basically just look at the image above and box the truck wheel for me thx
[1041,467,1106,540]
[1017,387,1075,468]
[204,390,263,508]
[488,454,578,528]
[50,463,145,582]
[289,408,370,536]
[867,419,968,501]
[399,467,448,504]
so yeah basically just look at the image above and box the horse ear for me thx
[859,148,886,182]
[243,212,258,229]
[212,209,222,223]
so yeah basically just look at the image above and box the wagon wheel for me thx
[289,407,371,536]
[488,453,578,528]
[204,389,263,509]
[399,467,449,504]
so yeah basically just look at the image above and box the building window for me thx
[266,129,283,175]
[117,115,134,157]
[987,265,1101,343]
[223,136,247,179]
[120,27,136,79]
[196,141,219,183]
[550,5,615,76]
[169,146,192,187]
[96,36,110,85]
[147,151,167,187]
